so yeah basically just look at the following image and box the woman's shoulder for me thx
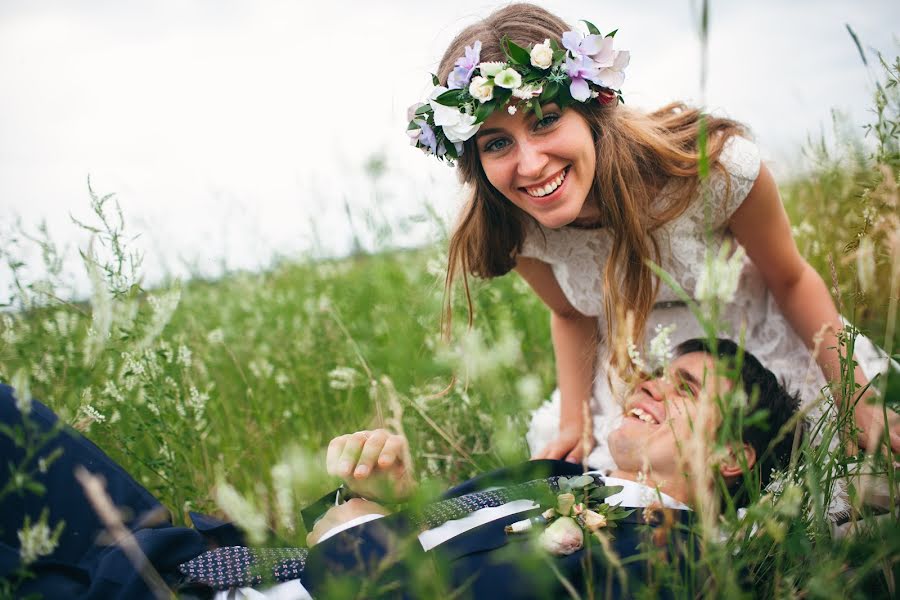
[717,134,761,182]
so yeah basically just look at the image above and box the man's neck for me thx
[607,469,692,506]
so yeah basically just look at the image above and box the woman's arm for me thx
[729,163,900,452]
[515,256,599,462]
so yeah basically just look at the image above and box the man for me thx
[0,338,799,598]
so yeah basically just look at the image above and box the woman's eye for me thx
[535,113,560,130]
[483,138,510,153]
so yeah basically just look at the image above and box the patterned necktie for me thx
[179,474,594,589]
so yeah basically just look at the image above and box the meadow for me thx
[1,47,898,600]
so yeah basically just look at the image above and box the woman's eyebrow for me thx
[475,127,504,138]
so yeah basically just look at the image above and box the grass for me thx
[1,43,898,600]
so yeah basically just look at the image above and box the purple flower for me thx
[447,40,482,89]
[561,30,604,61]
[415,119,438,154]
[565,55,600,102]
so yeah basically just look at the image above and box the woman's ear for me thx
[719,443,757,479]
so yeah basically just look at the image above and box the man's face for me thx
[608,352,734,483]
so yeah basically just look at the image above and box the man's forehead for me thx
[670,351,732,390]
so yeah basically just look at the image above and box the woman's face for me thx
[475,103,599,229]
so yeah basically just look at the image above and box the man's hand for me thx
[531,423,594,463]
[326,429,417,503]
[306,498,390,547]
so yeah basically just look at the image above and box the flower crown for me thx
[407,20,629,164]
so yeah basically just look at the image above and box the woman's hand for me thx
[854,392,900,454]
[531,423,594,463]
[326,429,417,503]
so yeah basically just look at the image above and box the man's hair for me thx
[673,338,802,502]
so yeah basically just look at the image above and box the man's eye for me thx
[535,113,559,130]
[678,380,697,398]
[483,138,510,153]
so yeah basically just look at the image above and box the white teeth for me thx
[628,407,658,424]
[525,169,567,197]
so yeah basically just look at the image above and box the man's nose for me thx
[516,139,549,179]
[640,378,671,402]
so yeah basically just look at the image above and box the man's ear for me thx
[719,443,757,479]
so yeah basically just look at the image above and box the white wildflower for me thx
[138,286,181,350]
[440,326,521,381]
[274,372,290,390]
[79,404,106,424]
[516,374,543,406]
[328,366,362,390]
[507,105,518,115]
[627,339,647,374]
[214,481,268,545]
[206,328,225,344]
[187,386,208,413]
[18,519,58,565]
[1,314,20,346]
[11,370,32,414]
[648,323,677,371]
[695,242,746,306]
[177,344,193,368]
[248,359,274,379]
[271,463,295,533]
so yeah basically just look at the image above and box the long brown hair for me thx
[441,3,746,352]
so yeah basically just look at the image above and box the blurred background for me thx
[1,0,898,297]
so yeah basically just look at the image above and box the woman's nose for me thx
[516,139,548,179]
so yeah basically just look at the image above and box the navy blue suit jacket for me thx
[1,387,689,599]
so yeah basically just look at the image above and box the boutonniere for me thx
[505,475,634,555]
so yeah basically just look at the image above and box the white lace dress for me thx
[520,136,888,474]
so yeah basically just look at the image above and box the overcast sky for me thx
[1,0,898,297]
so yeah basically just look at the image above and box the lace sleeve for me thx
[705,135,761,228]
[518,219,551,262]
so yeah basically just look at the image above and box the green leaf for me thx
[503,36,531,65]
[552,49,566,64]
[532,101,542,120]
[415,104,432,116]
[590,485,624,500]
[474,100,497,123]
[567,474,594,488]
[550,39,561,52]
[606,28,618,38]
[431,73,440,86]
[539,81,559,103]
[493,87,512,104]
[582,20,602,36]
[407,121,421,131]
[434,89,464,106]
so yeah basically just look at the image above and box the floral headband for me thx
[407,20,629,164]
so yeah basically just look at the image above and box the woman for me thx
[406,3,898,470]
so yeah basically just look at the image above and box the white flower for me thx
[328,366,362,390]
[478,61,506,77]
[468,75,494,102]
[206,328,225,344]
[214,481,268,545]
[18,519,57,565]
[79,404,106,424]
[493,67,522,89]
[507,105,517,115]
[530,38,554,69]
[580,509,608,531]
[512,84,543,100]
[11,370,31,415]
[695,242,746,306]
[648,323,677,370]
[429,87,480,142]
[538,516,583,555]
